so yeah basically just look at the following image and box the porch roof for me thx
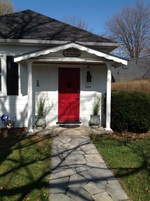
[14,42,127,67]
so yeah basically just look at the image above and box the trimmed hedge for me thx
[111,91,150,133]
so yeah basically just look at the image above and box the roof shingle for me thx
[0,9,113,43]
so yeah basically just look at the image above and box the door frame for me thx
[58,67,80,123]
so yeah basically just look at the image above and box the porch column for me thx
[1,54,7,95]
[105,62,112,131]
[27,60,33,132]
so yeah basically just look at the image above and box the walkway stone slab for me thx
[67,187,92,201]
[50,176,69,194]
[51,168,75,179]
[50,193,75,201]
[83,181,105,195]
[51,155,67,170]
[62,142,80,150]
[59,136,72,143]
[84,153,105,163]
[65,154,86,165]
[79,167,114,181]
[86,162,106,168]
[68,174,88,188]
[80,143,99,154]
[92,192,114,201]
[76,165,90,173]
[107,179,130,201]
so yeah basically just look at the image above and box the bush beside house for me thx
[111,91,150,133]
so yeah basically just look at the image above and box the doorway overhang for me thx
[14,42,127,67]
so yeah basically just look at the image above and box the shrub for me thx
[111,91,150,133]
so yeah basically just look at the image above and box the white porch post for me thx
[105,62,112,131]
[27,60,33,132]
[1,54,7,95]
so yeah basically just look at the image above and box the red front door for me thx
[58,68,80,122]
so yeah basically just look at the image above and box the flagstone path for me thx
[49,136,130,201]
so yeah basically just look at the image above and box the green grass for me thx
[0,133,52,201]
[92,134,150,201]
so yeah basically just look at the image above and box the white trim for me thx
[0,39,69,45]
[31,58,105,63]
[0,38,119,47]
[77,41,119,47]
[14,42,127,65]
[105,62,112,131]
[27,60,33,132]
[0,55,7,96]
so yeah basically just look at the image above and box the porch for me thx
[13,42,127,132]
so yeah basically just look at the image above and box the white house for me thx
[0,10,127,132]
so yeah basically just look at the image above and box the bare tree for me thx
[105,1,150,58]
[0,0,14,15]
[63,16,92,32]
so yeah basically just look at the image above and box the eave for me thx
[0,38,119,52]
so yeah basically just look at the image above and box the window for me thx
[7,56,18,95]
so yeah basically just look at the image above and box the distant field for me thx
[112,79,150,94]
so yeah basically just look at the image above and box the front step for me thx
[52,125,92,136]
[56,122,81,128]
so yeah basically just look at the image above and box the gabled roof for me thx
[112,57,150,81]
[0,9,113,43]
[14,42,127,66]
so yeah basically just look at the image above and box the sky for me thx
[11,0,150,35]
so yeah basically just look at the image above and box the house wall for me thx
[0,45,37,128]
[0,95,28,127]
[0,43,107,128]
[32,63,107,127]
[0,62,107,128]
[80,65,106,125]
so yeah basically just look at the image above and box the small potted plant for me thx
[35,96,47,129]
[89,96,101,127]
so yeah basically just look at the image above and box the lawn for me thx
[0,131,52,201]
[92,133,150,201]
[0,129,150,201]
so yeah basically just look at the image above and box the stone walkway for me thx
[49,136,130,201]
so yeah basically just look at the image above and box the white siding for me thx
[80,65,106,125]
[32,64,107,126]
[0,95,28,127]
[33,64,58,126]
[0,40,108,128]
[0,63,107,128]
